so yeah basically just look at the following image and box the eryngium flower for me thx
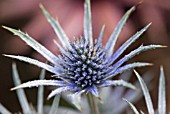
[3,0,164,99]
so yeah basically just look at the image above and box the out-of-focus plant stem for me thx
[87,93,99,114]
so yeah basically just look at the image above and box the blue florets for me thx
[59,38,108,89]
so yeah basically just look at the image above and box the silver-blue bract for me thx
[124,67,166,114]
[3,0,164,100]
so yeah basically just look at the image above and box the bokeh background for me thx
[0,0,170,113]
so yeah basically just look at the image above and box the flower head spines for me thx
[84,0,93,46]
[105,62,153,80]
[109,23,152,64]
[48,85,77,99]
[2,26,59,65]
[158,66,166,114]
[107,45,165,73]
[124,66,167,114]
[11,80,67,91]
[40,5,72,50]
[4,54,61,75]
[104,6,136,57]
[95,25,105,49]
[134,70,154,114]
[12,63,32,114]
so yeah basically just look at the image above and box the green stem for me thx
[87,93,100,114]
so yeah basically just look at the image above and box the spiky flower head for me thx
[3,0,164,100]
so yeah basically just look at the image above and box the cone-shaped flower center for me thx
[59,38,108,89]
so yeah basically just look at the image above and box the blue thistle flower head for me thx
[3,0,165,101]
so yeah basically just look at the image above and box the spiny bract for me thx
[124,67,166,114]
[3,0,164,100]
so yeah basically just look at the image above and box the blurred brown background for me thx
[0,0,170,113]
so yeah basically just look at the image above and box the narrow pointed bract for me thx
[11,80,67,91]
[134,70,154,114]
[3,0,164,106]
[123,98,139,114]
[49,95,60,114]
[2,26,59,64]
[105,62,152,79]
[69,90,85,111]
[109,45,164,71]
[48,86,76,99]
[84,0,93,46]
[125,67,167,114]
[40,5,72,50]
[12,63,32,114]
[4,54,61,75]
[99,80,136,90]
[37,69,45,114]
[158,66,166,114]
[105,6,136,57]
[96,25,105,48]
[0,103,11,114]
[109,23,151,64]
